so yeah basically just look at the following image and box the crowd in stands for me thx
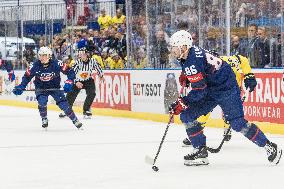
[21,7,127,70]
[129,0,284,69]
[1,0,284,70]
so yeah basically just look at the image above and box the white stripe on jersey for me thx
[72,58,103,82]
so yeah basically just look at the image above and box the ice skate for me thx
[83,110,92,119]
[264,141,282,165]
[184,146,209,166]
[223,128,232,142]
[42,118,48,130]
[182,138,192,147]
[73,119,83,130]
[59,112,66,118]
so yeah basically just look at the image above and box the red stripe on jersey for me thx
[187,72,204,83]
[26,68,31,76]
[0,59,2,66]
[62,63,68,71]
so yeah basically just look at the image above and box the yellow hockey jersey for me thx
[220,55,252,87]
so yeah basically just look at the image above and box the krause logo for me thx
[133,83,162,96]
[93,73,131,110]
[243,73,284,124]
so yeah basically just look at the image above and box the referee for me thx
[59,39,104,119]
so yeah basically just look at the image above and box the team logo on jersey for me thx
[39,72,56,81]
[187,72,203,83]
[80,72,89,79]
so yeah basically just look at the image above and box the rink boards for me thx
[0,69,284,134]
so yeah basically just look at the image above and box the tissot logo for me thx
[133,83,162,96]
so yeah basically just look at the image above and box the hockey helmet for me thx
[170,30,193,49]
[38,46,52,56]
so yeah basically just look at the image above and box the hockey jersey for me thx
[19,59,75,89]
[181,46,238,105]
[220,55,252,87]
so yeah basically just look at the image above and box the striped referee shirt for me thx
[72,57,103,82]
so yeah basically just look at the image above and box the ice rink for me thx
[0,105,283,189]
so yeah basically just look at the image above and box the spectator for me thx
[155,30,169,69]
[23,46,35,67]
[230,35,246,56]
[236,3,247,27]
[98,9,112,30]
[114,29,127,60]
[112,8,126,26]
[92,30,102,51]
[256,27,270,68]
[245,24,259,68]
[109,51,124,69]
[271,33,282,67]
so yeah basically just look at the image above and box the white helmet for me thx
[38,46,52,56]
[170,30,193,49]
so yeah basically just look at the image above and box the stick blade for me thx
[145,155,154,165]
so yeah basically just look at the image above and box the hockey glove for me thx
[63,80,73,93]
[169,97,188,115]
[244,73,257,92]
[179,72,190,87]
[8,71,15,82]
[12,85,24,95]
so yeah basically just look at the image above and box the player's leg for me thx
[59,85,80,118]
[223,114,232,142]
[182,113,210,147]
[36,92,49,128]
[180,97,217,166]
[83,79,96,118]
[219,87,282,164]
[51,90,82,129]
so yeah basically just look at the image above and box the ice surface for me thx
[0,106,283,189]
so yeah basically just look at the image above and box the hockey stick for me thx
[23,88,64,92]
[145,85,185,172]
[206,95,247,153]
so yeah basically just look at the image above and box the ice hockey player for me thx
[168,30,282,166]
[59,39,104,119]
[12,46,82,130]
[0,59,15,82]
[182,53,257,146]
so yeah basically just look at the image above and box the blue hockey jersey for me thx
[181,46,238,105]
[19,59,75,89]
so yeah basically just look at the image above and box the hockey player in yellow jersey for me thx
[182,53,257,146]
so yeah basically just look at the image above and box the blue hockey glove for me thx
[13,85,24,95]
[244,73,257,92]
[63,80,73,93]
[169,97,188,115]
[8,71,15,82]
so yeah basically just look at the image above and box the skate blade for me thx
[184,158,209,166]
[83,115,92,119]
[145,155,154,165]
[182,144,192,147]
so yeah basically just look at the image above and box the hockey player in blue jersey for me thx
[12,47,82,129]
[168,30,282,166]
[0,59,15,82]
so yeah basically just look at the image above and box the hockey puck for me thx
[152,166,159,172]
